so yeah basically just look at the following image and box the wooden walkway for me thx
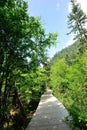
[26,89,72,130]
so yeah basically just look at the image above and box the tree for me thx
[50,51,87,129]
[67,0,87,53]
[0,0,58,128]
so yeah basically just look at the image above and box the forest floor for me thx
[26,89,72,130]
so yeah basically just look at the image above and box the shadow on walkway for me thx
[26,89,72,130]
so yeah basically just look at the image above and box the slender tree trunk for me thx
[3,73,8,106]
[13,80,26,117]
[0,71,5,113]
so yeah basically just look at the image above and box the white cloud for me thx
[68,0,87,14]
[68,1,72,13]
[65,37,76,47]
[77,0,87,13]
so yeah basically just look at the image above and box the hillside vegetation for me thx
[50,43,87,130]
[51,40,79,65]
[50,0,87,129]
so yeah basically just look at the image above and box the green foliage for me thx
[0,0,58,129]
[50,59,68,91]
[19,68,46,102]
[50,50,87,129]
[51,40,80,66]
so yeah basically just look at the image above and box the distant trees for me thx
[67,0,87,53]
[0,0,58,128]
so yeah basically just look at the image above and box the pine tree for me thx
[67,0,87,53]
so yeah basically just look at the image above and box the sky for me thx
[26,0,87,58]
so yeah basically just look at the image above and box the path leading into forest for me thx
[26,89,72,130]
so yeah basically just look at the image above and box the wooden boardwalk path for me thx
[26,89,72,130]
